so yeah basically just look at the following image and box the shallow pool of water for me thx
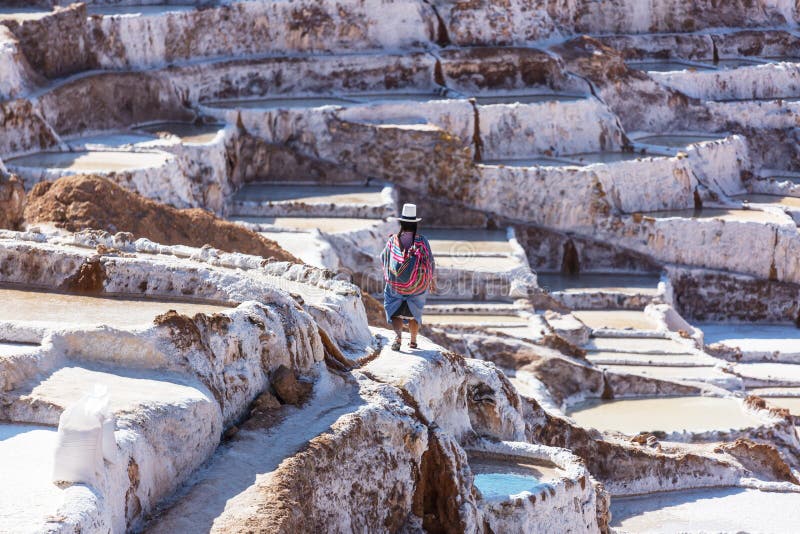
[233,216,379,232]
[138,122,224,144]
[87,5,196,16]
[634,133,725,147]
[481,157,576,168]
[0,8,52,21]
[0,287,232,328]
[6,150,170,172]
[537,272,660,293]
[0,341,39,357]
[470,455,561,499]
[424,314,528,326]
[565,152,669,165]
[205,97,356,109]
[426,229,512,255]
[68,133,158,148]
[585,337,691,354]
[695,58,767,69]
[573,310,660,331]
[474,94,585,105]
[700,323,800,353]
[762,396,800,415]
[611,487,800,533]
[566,396,762,434]
[627,60,716,73]
[346,92,451,103]
[733,194,800,209]
[645,208,787,224]
[232,184,385,205]
[0,424,62,533]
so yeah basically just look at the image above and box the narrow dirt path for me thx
[144,367,363,533]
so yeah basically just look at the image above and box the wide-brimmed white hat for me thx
[396,203,422,222]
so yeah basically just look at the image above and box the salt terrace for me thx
[1,0,800,532]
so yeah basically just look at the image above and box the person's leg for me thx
[391,317,403,349]
[409,319,419,347]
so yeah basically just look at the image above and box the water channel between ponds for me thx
[0,287,233,328]
[566,396,763,435]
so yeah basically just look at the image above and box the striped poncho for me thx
[381,233,434,296]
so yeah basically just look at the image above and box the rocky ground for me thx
[2,0,800,533]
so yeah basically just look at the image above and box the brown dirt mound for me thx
[23,175,298,262]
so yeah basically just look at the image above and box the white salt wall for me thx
[0,230,372,353]
[556,0,798,33]
[435,0,564,46]
[90,0,434,69]
[478,97,624,159]
[709,99,800,130]
[649,62,800,101]
[616,213,795,282]
[338,99,475,147]
[0,27,37,101]
[6,149,191,205]
[685,135,750,196]
[475,156,698,231]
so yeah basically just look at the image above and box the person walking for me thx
[381,203,436,351]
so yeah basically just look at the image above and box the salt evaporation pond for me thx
[0,287,232,328]
[647,207,787,224]
[763,397,800,415]
[205,97,356,109]
[6,150,170,172]
[634,133,725,147]
[232,216,379,233]
[470,455,562,500]
[0,341,39,356]
[611,487,800,533]
[346,92,451,103]
[537,272,660,293]
[474,94,584,105]
[0,8,53,21]
[572,310,660,331]
[566,396,762,434]
[138,122,224,144]
[426,229,513,255]
[87,5,196,16]
[425,314,528,326]
[565,152,669,165]
[627,60,716,72]
[480,157,575,167]
[733,193,800,209]
[701,323,800,354]
[233,184,385,206]
[0,424,62,533]
[695,58,766,69]
[68,133,158,148]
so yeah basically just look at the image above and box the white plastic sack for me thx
[52,384,117,485]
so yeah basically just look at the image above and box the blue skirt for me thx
[384,285,428,324]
